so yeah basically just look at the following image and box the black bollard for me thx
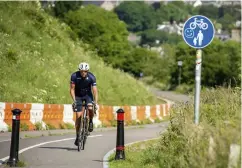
[115,108,125,160]
[7,108,22,167]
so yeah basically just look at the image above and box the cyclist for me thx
[70,62,98,146]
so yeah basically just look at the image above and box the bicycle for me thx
[75,101,97,152]
[189,18,208,30]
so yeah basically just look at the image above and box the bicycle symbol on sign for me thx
[189,18,208,30]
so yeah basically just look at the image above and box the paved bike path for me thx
[0,122,169,168]
[149,87,191,103]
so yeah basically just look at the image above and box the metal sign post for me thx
[177,61,183,86]
[182,15,215,125]
[194,49,202,124]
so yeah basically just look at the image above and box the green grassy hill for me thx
[0,2,160,106]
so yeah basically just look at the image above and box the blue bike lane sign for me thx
[182,15,215,49]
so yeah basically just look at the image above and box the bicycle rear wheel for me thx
[78,117,85,151]
[77,111,86,152]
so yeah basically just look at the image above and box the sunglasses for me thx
[80,70,88,73]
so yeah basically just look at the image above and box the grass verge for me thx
[109,87,241,168]
[108,138,160,168]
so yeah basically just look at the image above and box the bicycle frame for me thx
[190,18,208,30]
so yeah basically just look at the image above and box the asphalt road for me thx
[0,122,169,168]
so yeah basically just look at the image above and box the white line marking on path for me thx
[0,134,103,165]
[0,139,11,143]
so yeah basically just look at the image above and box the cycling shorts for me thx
[74,93,94,112]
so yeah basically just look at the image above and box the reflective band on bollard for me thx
[7,108,22,167]
[115,108,125,160]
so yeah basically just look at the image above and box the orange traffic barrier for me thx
[0,101,171,132]
[43,104,64,129]
[136,106,146,121]
[4,103,35,131]
[99,105,113,126]
[150,105,157,120]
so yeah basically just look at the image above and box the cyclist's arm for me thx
[92,86,98,104]
[91,76,98,104]
[70,75,76,102]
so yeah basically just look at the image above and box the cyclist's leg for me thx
[74,97,84,146]
[86,93,94,132]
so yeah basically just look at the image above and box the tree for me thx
[64,5,132,69]
[218,13,235,31]
[141,29,182,46]
[155,1,189,23]
[64,5,129,42]
[52,1,82,18]
[170,39,241,88]
[223,5,241,21]
[198,4,218,20]
[221,40,241,86]
[122,48,162,78]
[218,6,224,18]
[114,1,156,32]
[141,29,167,46]
[92,33,131,67]
[152,2,160,11]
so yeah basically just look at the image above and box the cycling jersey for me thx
[70,71,97,97]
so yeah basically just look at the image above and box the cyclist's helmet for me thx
[78,62,89,71]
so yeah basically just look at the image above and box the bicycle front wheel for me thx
[201,23,208,30]
[81,118,88,150]
[77,122,82,152]
[78,116,85,152]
